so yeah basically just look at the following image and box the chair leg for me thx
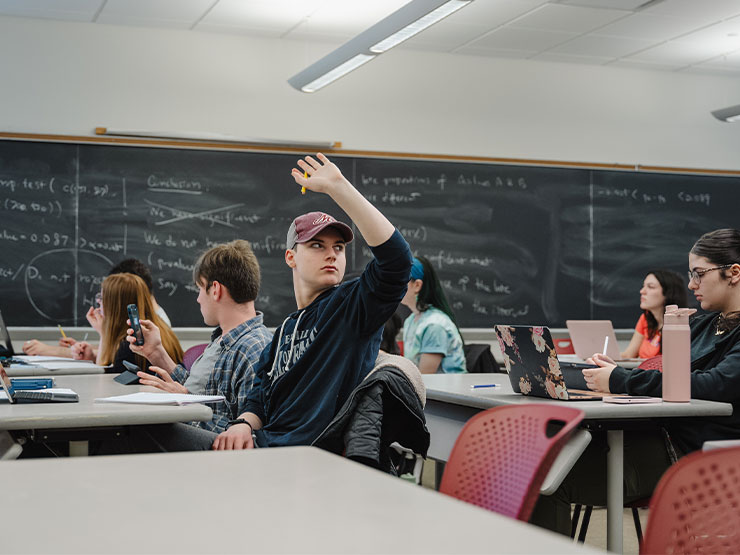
[577,506,593,543]
[632,507,643,546]
[571,504,582,538]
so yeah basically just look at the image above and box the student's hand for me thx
[71,341,95,361]
[137,366,188,394]
[212,424,254,450]
[23,340,46,355]
[85,306,104,334]
[582,357,616,393]
[58,337,77,347]
[586,352,616,366]
[291,153,349,196]
[126,318,165,358]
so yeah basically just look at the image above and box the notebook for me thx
[494,325,603,401]
[0,366,78,404]
[565,320,637,361]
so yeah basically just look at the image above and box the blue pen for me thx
[471,384,500,389]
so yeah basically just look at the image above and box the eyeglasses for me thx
[687,264,734,284]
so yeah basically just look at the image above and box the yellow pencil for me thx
[57,324,67,338]
[302,171,307,194]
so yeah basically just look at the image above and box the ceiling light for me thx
[711,104,740,123]
[288,0,474,93]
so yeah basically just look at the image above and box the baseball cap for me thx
[286,211,354,248]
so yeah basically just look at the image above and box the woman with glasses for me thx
[72,273,183,372]
[620,269,687,359]
[532,228,740,535]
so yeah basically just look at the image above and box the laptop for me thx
[494,325,602,401]
[0,309,16,358]
[0,366,78,404]
[566,320,634,361]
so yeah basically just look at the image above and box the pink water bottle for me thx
[661,305,696,403]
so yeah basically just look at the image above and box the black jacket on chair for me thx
[312,365,429,474]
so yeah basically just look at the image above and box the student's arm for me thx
[126,319,178,373]
[292,153,395,247]
[620,331,643,359]
[418,353,443,374]
[22,340,73,358]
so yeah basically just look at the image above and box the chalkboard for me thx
[1,138,738,329]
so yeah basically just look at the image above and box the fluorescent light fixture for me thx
[301,54,376,93]
[711,105,740,123]
[288,0,474,93]
[94,127,339,149]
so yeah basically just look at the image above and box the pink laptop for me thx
[565,320,623,361]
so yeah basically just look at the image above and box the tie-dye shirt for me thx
[403,307,466,373]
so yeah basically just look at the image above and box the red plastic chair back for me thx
[439,405,584,521]
[638,354,663,372]
[554,338,575,355]
[641,446,740,554]
[182,343,207,371]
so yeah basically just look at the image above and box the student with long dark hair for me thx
[532,228,740,535]
[621,269,687,359]
[400,256,466,374]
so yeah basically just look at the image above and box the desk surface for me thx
[0,446,601,554]
[0,374,212,430]
[424,373,733,419]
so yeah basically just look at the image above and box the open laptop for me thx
[566,320,638,362]
[0,309,16,358]
[494,325,602,401]
[0,366,78,404]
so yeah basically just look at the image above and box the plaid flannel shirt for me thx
[171,312,272,433]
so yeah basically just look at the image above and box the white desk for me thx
[424,373,733,553]
[0,446,602,554]
[4,362,106,376]
[0,374,212,455]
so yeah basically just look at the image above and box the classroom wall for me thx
[2,15,740,170]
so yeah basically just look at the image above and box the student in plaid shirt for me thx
[126,240,272,433]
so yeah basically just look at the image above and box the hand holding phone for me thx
[127,304,145,346]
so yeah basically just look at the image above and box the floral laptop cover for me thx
[494,325,602,401]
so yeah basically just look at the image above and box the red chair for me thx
[641,446,740,554]
[439,405,584,521]
[554,338,575,355]
[182,343,207,371]
[638,354,663,371]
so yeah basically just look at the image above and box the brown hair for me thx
[98,274,183,366]
[192,240,260,304]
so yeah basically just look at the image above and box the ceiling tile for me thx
[442,0,547,26]
[0,0,103,21]
[288,0,410,37]
[508,3,629,34]
[591,12,700,41]
[97,0,214,27]
[692,49,740,69]
[554,0,646,8]
[197,0,315,34]
[641,0,740,26]
[455,46,535,59]
[549,34,652,57]
[532,52,612,64]
[625,41,723,66]
[466,26,578,52]
[401,21,493,51]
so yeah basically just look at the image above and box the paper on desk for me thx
[95,392,225,406]
[0,388,76,400]
[13,355,78,362]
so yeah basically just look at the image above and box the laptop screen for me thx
[0,310,13,357]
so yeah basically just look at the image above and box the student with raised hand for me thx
[71,273,183,372]
[620,269,687,359]
[125,240,272,434]
[211,152,412,450]
[531,228,740,535]
[400,256,466,374]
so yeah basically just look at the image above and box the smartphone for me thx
[127,304,145,346]
[603,396,662,404]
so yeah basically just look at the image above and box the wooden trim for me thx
[2,131,740,176]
